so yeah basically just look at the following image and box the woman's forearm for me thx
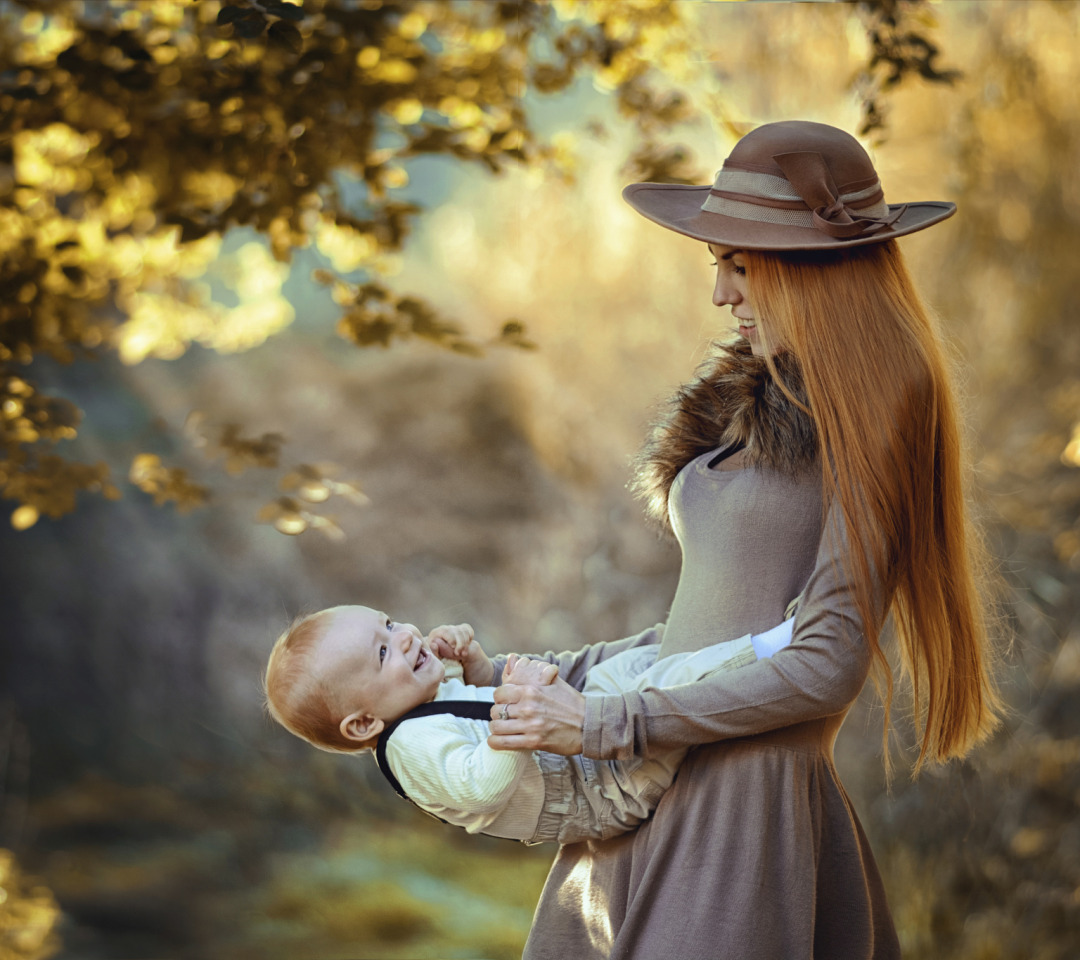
[489,622,666,691]
[582,626,870,760]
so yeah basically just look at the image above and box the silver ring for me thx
[500,705,509,722]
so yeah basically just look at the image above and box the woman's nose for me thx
[713,274,741,308]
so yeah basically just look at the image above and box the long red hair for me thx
[640,240,1002,773]
[754,240,1002,772]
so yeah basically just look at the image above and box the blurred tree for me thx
[0,0,953,534]
[855,0,961,143]
[905,9,1080,952]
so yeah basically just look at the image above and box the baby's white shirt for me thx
[385,678,546,840]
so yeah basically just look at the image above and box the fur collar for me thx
[631,338,818,527]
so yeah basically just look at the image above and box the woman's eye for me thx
[379,645,387,664]
[733,265,746,276]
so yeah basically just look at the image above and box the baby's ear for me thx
[341,711,384,744]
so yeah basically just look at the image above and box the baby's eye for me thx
[709,260,718,267]
[386,617,393,629]
[379,644,387,664]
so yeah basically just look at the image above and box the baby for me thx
[263,605,794,845]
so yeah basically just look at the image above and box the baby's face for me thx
[313,605,445,727]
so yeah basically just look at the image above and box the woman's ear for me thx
[340,711,384,744]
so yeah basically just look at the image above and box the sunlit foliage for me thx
[128,452,209,511]
[0,0,949,534]
[0,0,713,531]
[0,849,61,960]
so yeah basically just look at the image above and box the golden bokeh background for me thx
[2,1,1079,958]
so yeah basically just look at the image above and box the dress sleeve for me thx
[389,718,531,820]
[582,503,882,762]
[490,623,666,691]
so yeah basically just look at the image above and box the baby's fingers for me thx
[429,624,474,656]
[505,657,558,686]
[429,635,454,659]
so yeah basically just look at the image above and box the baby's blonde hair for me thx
[263,611,369,754]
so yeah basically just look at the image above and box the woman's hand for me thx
[488,667,586,756]
[428,624,494,687]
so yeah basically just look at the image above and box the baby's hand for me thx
[429,623,474,660]
[504,653,558,687]
[428,624,494,687]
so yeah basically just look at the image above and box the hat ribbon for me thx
[772,151,906,239]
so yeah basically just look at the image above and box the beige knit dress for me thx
[512,445,901,959]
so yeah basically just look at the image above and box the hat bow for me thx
[772,151,905,240]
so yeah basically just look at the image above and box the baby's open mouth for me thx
[414,649,427,671]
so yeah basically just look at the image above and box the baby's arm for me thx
[389,718,531,824]
[491,623,667,690]
[428,623,494,686]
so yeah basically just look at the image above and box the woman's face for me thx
[707,242,767,356]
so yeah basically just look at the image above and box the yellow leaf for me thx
[274,513,308,535]
[329,481,371,506]
[374,60,418,85]
[398,11,427,40]
[296,480,330,503]
[11,505,39,530]
[384,166,409,189]
[356,46,380,69]
[389,98,424,124]
[310,515,345,541]
[129,453,162,484]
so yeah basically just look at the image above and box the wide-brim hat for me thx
[622,120,955,251]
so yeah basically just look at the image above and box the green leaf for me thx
[268,21,303,54]
[168,216,215,243]
[216,5,247,25]
[232,11,268,39]
[265,1,305,22]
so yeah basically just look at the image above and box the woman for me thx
[487,120,1002,959]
